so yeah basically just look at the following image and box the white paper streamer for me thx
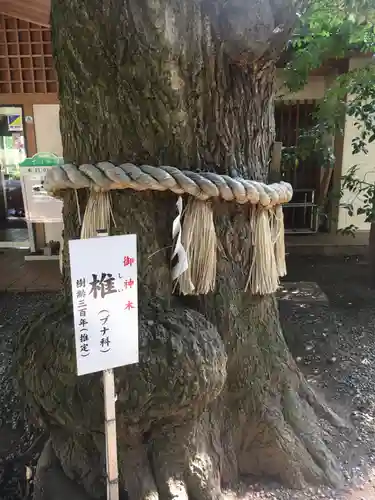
[171,196,190,282]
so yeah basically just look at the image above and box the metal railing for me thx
[284,188,319,234]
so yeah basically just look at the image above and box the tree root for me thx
[235,377,345,490]
[31,377,345,499]
[117,417,223,500]
[118,443,158,499]
[32,377,347,500]
[18,296,347,499]
[283,385,343,487]
[33,440,94,500]
[300,381,349,430]
[0,433,47,500]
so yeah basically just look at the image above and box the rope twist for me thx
[45,162,293,207]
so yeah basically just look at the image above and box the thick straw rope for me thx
[44,162,292,206]
[50,162,293,296]
[179,199,217,295]
[80,191,113,239]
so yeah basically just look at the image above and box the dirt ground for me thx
[233,254,375,500]
[1,255,375,499]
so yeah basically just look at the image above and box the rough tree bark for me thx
[16,1,346,499]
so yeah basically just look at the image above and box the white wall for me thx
[33,104,63,156]
[0,107,23,116]
[276,72,327,101]
[338,57,375,231]
[33,104,64,243]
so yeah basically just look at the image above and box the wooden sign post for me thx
[69,232,139,500]
[98,231,119,500]
[269,141,283,182]
[103,367,119,500]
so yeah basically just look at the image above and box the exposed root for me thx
[186,448,222,500]
[51,430,106,498]
[18,294,348,500]
[283,386,343,488]
[33,440,93,500]
[29,368,347,500]
[185,413,222,500]
[300,381,349,430]
[150,426,190,500]
[237,391,345,490]
[148,416,222,500]
[119,444,158,499]
[238,405,324,488]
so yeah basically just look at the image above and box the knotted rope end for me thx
[174,197,217,296]
[245,205,285,295]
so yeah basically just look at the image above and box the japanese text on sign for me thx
[69,234,139,376]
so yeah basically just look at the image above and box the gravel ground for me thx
[227,255,375,500]
[1,256,375,499]
[0,293,56,499]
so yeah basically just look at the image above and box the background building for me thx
[0,1,374,253]
[0,2,62,249]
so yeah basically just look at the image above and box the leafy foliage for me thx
[282,0,375,233]
[280,123,335,180]
[285,0,375,92]
[319,66,375,151]
[340,165,375,225]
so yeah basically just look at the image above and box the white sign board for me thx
[69,234,139,376]
[20,166,63,222]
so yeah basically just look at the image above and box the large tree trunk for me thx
[16,1,345,498]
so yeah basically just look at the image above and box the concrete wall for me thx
[276,72,327,101]
[33,104,63,244]
[33,104,63,155]
[338,57,375,231]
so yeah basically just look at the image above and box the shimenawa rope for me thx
[44,162,292,206]
[48,162,292,296]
